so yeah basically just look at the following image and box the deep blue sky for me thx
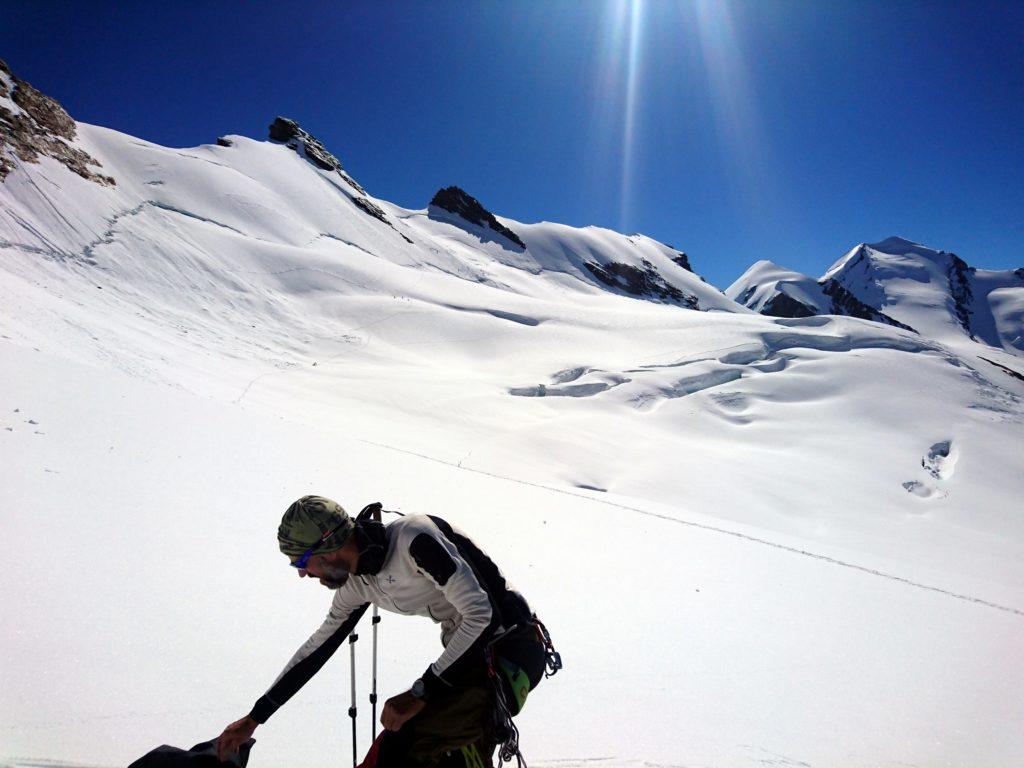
[3,1,1022,288]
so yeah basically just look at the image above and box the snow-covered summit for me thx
[730,237,1024,356]
[863,235,940,257]
[726,256,913,331]
[825,237,1024,354]
[726,260,826,316]
[0,62,727,318]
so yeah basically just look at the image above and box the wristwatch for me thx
[410,678,427,700]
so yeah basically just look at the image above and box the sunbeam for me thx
[586,0,646,234]
[693,0,772,217]
[620,0,644,230]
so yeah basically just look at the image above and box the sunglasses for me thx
[290,520,348,570]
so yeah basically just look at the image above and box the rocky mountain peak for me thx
[820,238,1024,352]
[428,186,526,249]
[268,116,365,194]
[0,59,114,185]
[727,256,915,331]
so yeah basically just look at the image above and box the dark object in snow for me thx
[127,738,254,768]
[0,59,115,185]
[268,116,366,194]
[584,258,700,308]
[216,136,234,147]
[429,186,526,249]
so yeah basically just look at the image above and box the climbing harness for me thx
[485,616,562,768]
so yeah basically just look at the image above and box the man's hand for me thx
[216,715,257,762]
[380,691,427,731]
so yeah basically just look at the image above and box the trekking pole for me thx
[370,503,382,742]
[349,632,359,768]
[370,610,380,741]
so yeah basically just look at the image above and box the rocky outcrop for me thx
[820,278,916,332]
[584,258,699,308]
[947,254,975,337]
[0,59,114,185]
[664,244,713,284]
[762,291,817,319]
[352,196,387,223]
[736,285,757,306]
[216,136,233,147]
[268,116,366,194]
[428,186,526,249]
[670,250,693,272]
[266,120,407,242]
[980,357,1024,383]
[352,196,413,243]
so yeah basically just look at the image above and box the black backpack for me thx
[127,738,254,768]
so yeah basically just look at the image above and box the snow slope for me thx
[2,85,1023,768]
[2,343,1021,768]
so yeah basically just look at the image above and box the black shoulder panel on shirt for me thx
[410,532,457,586]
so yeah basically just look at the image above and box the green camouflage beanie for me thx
[278,495,355,557]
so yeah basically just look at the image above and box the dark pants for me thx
[374,624,547,768]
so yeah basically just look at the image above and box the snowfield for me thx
[2,114,1023,768]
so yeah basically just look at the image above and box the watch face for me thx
[412,679,425,698]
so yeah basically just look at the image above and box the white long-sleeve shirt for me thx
[250,514,532,723]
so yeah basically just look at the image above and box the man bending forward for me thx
[216,496,556,768]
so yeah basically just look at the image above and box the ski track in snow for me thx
[350,433,1024,618]
[738,744,816,767]
[223,327,1023,612]
[3,198,263,264]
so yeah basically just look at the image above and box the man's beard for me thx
[318,562,351,590]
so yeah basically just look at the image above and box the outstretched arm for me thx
[248,598,370,723]
[215,590,368,759]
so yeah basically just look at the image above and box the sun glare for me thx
[693,0,770,215]
[588,0,771,233]
[620,0,644,230]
